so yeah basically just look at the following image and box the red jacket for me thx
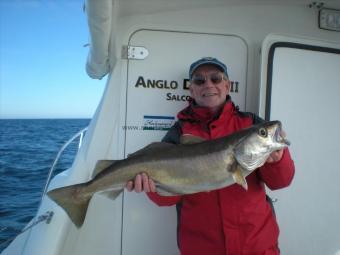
[148,98,295,255]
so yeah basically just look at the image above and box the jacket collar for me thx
[177,95,237,124]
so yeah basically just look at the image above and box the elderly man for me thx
[127,57,295,255]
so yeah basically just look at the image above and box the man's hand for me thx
[126,173,156,193]
[266,149,284,163]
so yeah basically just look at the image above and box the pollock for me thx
[48,120,290,227]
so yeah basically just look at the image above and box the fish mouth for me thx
[280,136,290,146]
[275,125,291,146]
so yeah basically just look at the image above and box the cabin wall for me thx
[100,4,339,255]
[114,4,339,113]
[83,4,340,255]
[69,3,340,255]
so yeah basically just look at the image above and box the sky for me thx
[0,0,106,119]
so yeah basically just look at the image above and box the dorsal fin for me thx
[180,134,206,144]
[92,160,116,178]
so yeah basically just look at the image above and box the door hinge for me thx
[122,45,149,60]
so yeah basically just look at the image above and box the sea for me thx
[0,119,90,253]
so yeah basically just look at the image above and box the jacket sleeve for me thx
[146,121,183,207]
[258,148,295,190]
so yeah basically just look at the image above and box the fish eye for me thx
[258,127,268,137]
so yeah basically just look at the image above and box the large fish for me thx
[47,120,290,227]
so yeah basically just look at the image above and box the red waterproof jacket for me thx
[147,98,295,255]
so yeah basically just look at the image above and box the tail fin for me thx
[47,184,90,228]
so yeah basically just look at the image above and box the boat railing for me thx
[36,126,88,227]
[42,126,89,196]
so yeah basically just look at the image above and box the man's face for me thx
[189,65,230,112]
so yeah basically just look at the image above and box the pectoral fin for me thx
[232,166,248,190]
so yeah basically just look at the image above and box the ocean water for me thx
[0,119,90,253]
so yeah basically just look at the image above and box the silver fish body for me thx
[47,120,289,227]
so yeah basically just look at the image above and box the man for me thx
[126,57,295,255]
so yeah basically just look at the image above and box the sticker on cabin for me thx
[143,115,175,130]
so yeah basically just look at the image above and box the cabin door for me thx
[123,30,247,255]
[259,34,340,255]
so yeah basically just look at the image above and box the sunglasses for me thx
[191,73,226,86]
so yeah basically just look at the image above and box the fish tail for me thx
[47,183,90,228]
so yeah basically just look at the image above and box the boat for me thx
[2,0,340,254]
